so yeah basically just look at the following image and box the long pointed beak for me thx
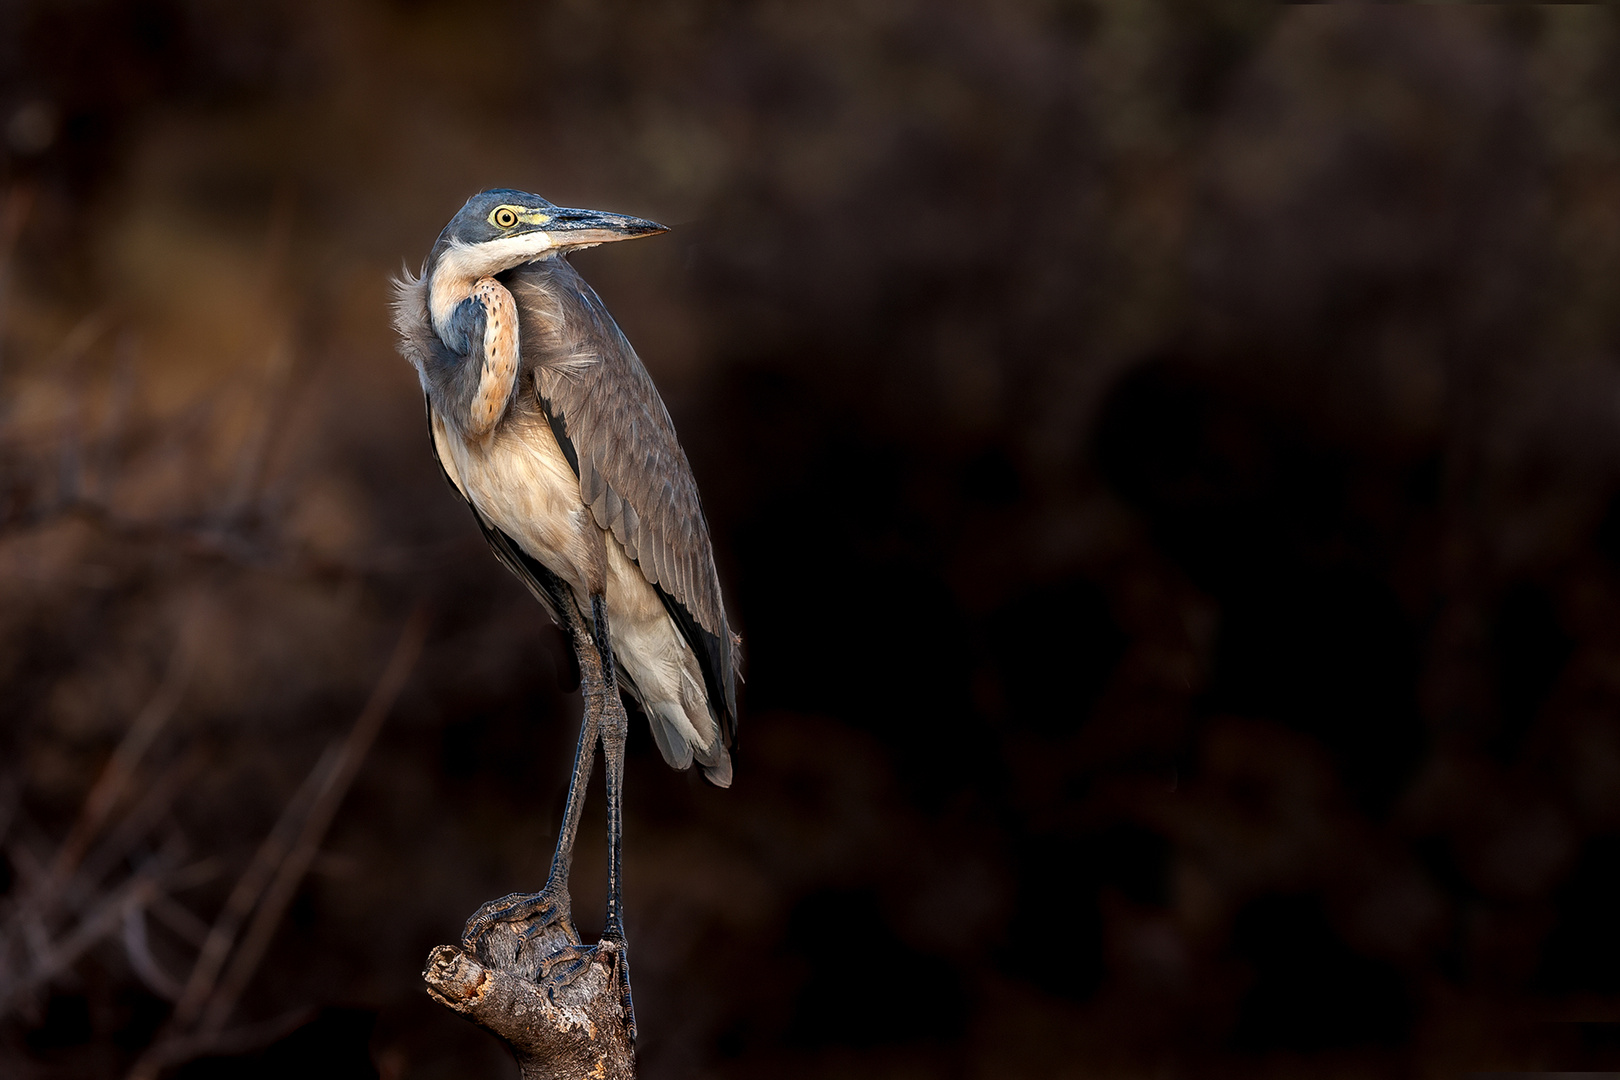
[542,206,668,250]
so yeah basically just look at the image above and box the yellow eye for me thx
[493,207,518,229]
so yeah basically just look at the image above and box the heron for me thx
[393,189,739,1038]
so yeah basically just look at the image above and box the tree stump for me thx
[423,912,634,1080]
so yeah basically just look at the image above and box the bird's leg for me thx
[460,605,602,963]
[536,595,637,1039]
[587,596,625,938]
[600,673,636,1041]
[594,593,637,1042]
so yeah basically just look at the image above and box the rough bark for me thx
[423,915,634,1080]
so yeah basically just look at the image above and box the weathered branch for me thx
[423,932,634,1080]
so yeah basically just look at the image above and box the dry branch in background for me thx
[0,607,426,1078]
[125,608,427,1080]
[0,644,197,1016]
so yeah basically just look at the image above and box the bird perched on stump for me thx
[393,189,739,1039]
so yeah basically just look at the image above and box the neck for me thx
[428,234,560,337]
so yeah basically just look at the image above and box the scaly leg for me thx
[600,675,636,1042]
[571,594,637,1041]
[461,605,602,963]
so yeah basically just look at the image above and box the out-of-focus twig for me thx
[123,896,184,1001]
[67,752,205,915]
[1,838,52,976]
[0,753,205,1012]
[125,1007,315,1080]
[43,640,191,895]
[148,891,212,950]
[127,606,428,1080]
[0,641,193,1011]
[168,740,340,1029]
[0,836,198,1011]
[201,605,428,1032]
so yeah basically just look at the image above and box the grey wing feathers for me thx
[504,263,739,738]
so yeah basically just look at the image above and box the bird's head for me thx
[423,189,666,339]
[427,188,667,284]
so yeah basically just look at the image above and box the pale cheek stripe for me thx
[429,232,557,333]
[467,277,520,437]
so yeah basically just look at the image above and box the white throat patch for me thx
[429,233,558,336]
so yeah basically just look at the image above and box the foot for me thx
[532,934,636,1044]
[602,931,637,1044]
[461,883,581,970]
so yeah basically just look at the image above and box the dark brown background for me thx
[4,2,1620,1077]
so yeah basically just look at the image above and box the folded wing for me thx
[504,263,739,746]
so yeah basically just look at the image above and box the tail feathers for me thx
[698,749,733,788]
[645,699,732,788]
[646,702,694,770]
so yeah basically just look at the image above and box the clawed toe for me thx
[601,934,637,1044]
[527,936,635,1042]
[461,885,576,953]
[534,943,592,986]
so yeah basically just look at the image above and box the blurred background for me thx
[4,2,1620,1077]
